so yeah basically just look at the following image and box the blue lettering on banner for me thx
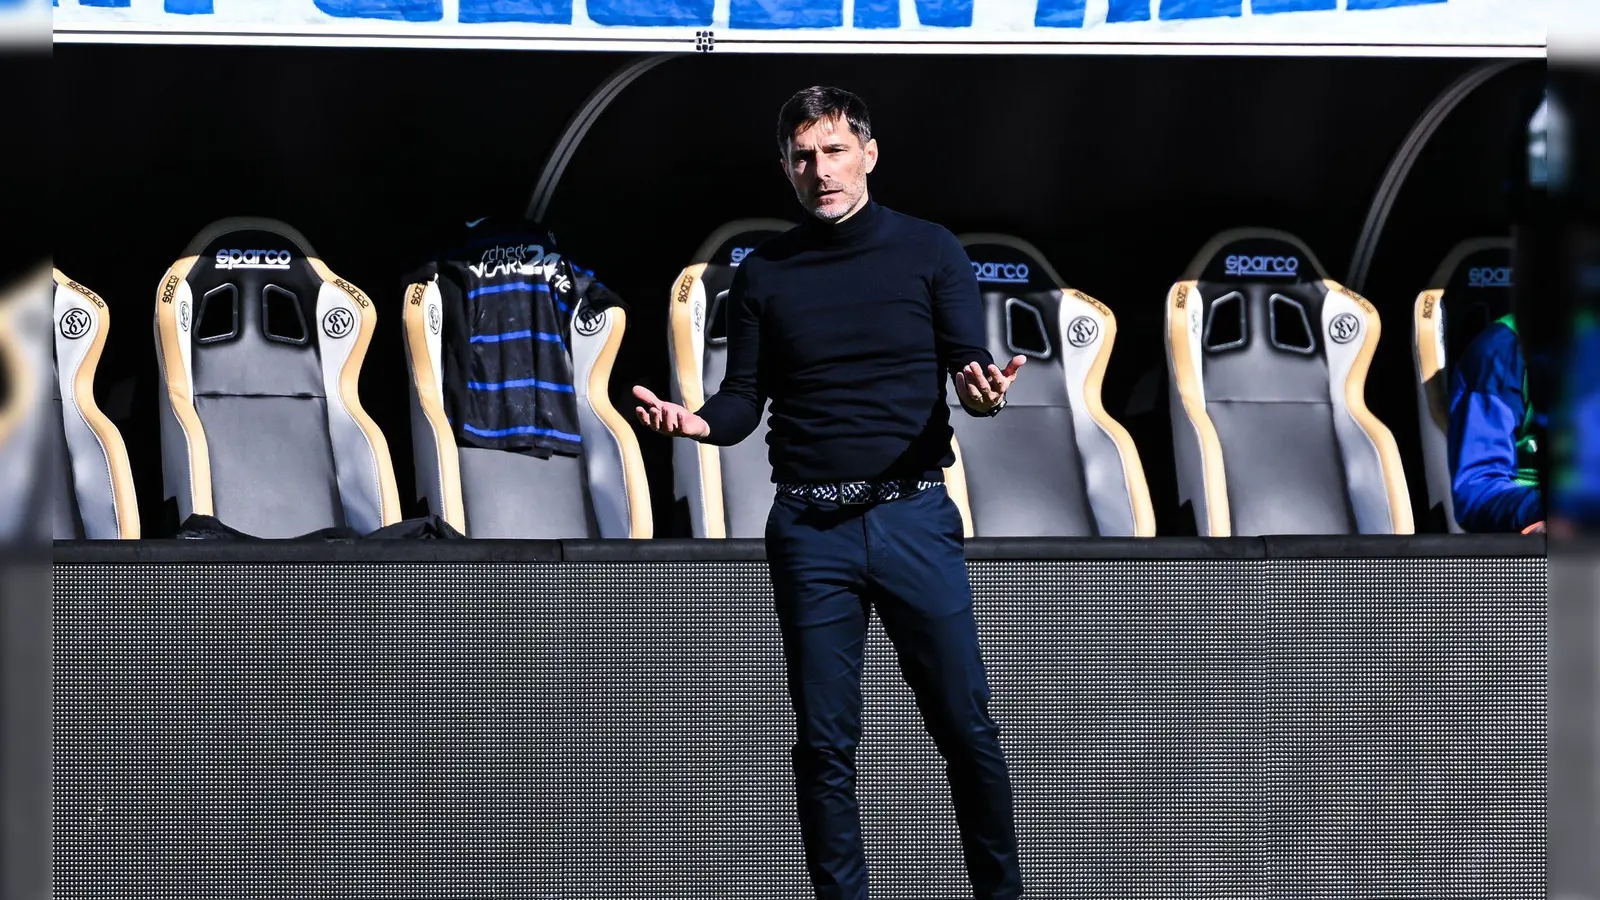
[730,0,840,29]
[459,0,568,22]
[1348,0,1445,8]
[1033,0,1084,28]
[315,0,442,19]
[1106,0,1150,22]
[588,0,712,25]
[67,0,1461,30]
[1253,0,1334,11]
[857,0,972,28]
[1159,0,1241,20]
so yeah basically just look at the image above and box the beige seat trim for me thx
[1414,288,1449,436]
[1324,280,1414,534]
[944,435,975,539]
[670,265,726,539]
[402,280,465,534]
[1067,286,1155,537]
[588,306,653,538]
[1166,279,1231,537]
[670,218,795,539]
[54,270,140,539]
[153,255,213,517]
[307,257,402,529]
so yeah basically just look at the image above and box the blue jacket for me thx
[1552,318,1600,525]
[1448,316,1544,532]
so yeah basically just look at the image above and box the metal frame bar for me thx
[1345,59,1524,293]
[526,53,676,224]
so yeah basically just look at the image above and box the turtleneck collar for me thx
[801,197,882,245]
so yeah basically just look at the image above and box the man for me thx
[633,86,1026,899]
[1449,312,1547,533]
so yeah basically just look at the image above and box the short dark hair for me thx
[776,86,873,157]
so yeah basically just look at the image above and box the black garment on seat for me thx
[365,514,464,540]
[175,513,464,540]
[410,218,625,459]
[175,514,360,541]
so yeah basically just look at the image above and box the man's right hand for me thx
[633,386,711,440]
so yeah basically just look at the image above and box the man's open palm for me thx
[954,355,1026,412]
[633,385,711,440]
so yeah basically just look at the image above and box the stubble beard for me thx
[804,179,864,223]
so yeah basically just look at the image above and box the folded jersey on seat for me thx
[410,217,624,459]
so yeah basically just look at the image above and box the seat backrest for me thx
[951,234,1154,537]
[52,270,138,539]
[1413,238,1514,533]
[153,217,399,538]
[404,228,651,538]
[1166,228,1412,536]
[668,219,794,539]
[0,265,53,546]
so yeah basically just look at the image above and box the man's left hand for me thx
[956,355,1026,413]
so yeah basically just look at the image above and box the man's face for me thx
[782,114,878,222]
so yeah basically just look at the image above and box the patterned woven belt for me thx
[776,479,942,505]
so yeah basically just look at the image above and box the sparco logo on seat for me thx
[1468,266,1513,288]
[972,262,1029,284]
[215,249,292,270]
[1224,254,1299,278]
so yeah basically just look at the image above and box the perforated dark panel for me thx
[53,557,1546,899]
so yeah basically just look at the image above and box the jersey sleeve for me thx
[1448,324,1544,532]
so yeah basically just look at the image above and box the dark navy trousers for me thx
[764,484,1023,900]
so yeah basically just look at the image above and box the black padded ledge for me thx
[52,534,1544,565]
[1260,533,1545,559]
[560,538,770,562]
[51,539,566,565]
[961,536,1263,559]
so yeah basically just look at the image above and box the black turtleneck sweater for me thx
[695,200,995,484]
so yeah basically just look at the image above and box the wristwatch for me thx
[983,395,1007,417]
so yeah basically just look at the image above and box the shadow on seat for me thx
[1413,237,1514,533]
[949,234,1154,537]
[153,217,400,538]
[1165,228,1413,536]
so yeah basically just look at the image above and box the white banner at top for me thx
[50,0,1568,54]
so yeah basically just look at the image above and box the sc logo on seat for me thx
[575,306,606,337]
[59,308,92,340]
[1066,316,1098,348]
[322,307,356,340]
[1329,312,1361,345]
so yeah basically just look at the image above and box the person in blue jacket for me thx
[1449,313,1547,533]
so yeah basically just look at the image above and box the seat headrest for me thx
[959,233,1119,410]
[176,217,327,351]
[689,219,795,272]
[1427,237,1513,303]
[678,219,794,342]
[161,217,379,403]
[963,235,1062,296]
[1184,228,1329,286]
[960,234,1074,365]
